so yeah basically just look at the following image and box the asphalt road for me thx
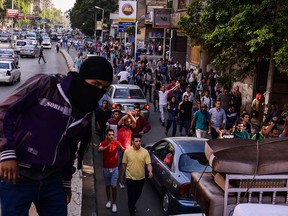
[66,48,167,216]
[0,44,168,216]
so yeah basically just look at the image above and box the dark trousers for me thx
[38,55,46,63]
[126,178,145,216]
[98,129,105,142]
[211,127,219,139]
[0,175,67,216]
[179,119,190,136]
[144,84,152,101]
[166,119,177,136]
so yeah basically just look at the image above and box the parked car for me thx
[0,33,9,42]
[144,137,211,215]
[14,40,29,54]
[42,36,52,49]
[137,47,147,54]
[105,84,150,119]
[20,45,40,58]
[0,61,21,84]
[0,49,19,65]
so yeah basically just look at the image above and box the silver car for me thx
[20,45,40,58]
[145,137,211,215]
[0,49,19,65]
[105,84,150,119]
[42,36,52,49]
[0,61,21,84]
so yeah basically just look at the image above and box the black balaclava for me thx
[70,56,113,112]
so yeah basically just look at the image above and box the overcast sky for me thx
[52,0,76,12]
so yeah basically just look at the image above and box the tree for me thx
[179,0,288,121]
[69,0,118,36]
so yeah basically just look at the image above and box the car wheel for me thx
[11,77,15,85]
[162,191,173,215]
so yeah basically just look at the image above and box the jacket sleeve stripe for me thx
[0,150,16,161]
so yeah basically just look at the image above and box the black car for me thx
[137,47,147,54]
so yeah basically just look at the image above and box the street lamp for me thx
[95,6,104,42]
[134,15,145,60]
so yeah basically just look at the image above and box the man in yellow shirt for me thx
[120,134,153,216]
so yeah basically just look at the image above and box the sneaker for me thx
[165,131,168,136]
[161,122,165,127]
[112,204,117,213]
[119,182,125,189]
[106,201,112,209]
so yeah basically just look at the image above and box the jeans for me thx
[179,119,191,136]
[211,127,219,139]
[126,178,145,216]
[144,84,152,101]
[0,175,67,216]
[166,119,177,136]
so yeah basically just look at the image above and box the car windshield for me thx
[179,152,210,173]
[0,63,9,69]
[114,88,145,99]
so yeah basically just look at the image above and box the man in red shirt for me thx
[98,129,124,213]
[132,107,151,135]
[117,110,136,188]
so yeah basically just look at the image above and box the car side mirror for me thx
[18,66,20,69]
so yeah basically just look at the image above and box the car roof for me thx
[111,84,142,89]
[0,61,12,64]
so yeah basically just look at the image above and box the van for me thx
[14,40,28,54]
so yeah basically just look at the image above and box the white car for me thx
[0,61,21,84]
[42,36,52,49]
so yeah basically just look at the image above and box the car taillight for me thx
[178,182,190,198]
[6,70,11,76]
[111,104,117,109]
[143,105,150,110]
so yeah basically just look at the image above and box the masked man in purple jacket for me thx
[0,56,113,216]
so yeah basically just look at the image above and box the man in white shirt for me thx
[201,90,213,109]
[117,70,129,84]
[182,86,194,102]
[158,83,179,126]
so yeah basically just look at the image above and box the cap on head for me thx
[79,56,113,83]
[256,93,262,100]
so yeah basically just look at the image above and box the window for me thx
[179,152,209,173]
[152,141,175,169]
[114,88,145,99]
[0,63,9,69]
[151,141,169,160]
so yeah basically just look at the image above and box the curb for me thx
[60,49,77,72]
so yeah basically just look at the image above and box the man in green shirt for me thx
[233,120,250,139]
[251,122,274,141]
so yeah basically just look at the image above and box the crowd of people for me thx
[108,49,288,141]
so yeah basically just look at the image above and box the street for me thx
[0,43,167,216]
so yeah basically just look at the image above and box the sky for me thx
[52,0,76,12]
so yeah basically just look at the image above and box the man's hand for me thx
[64,187,72,204]
[0,160,19,184]
[148,171,153,179]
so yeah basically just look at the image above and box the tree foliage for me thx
[179,0,288,80]
[69,0,118,36]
